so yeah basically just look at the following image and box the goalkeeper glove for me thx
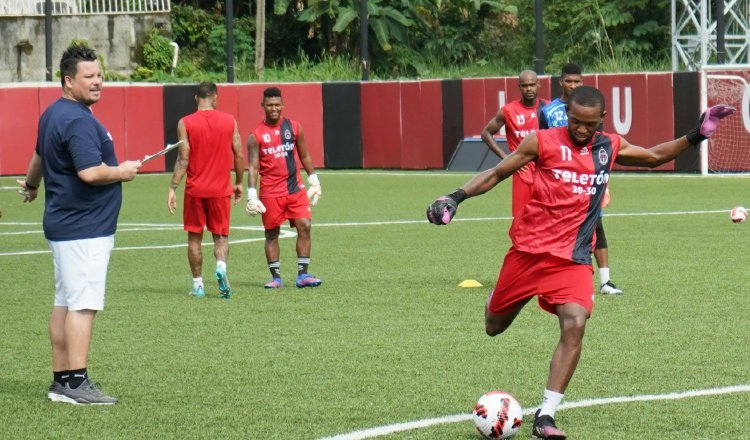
[307,174,322,206]
[245,187,266,216]
[685,104,736,145]
[426,189,467,225]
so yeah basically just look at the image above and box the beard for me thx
[567,127,593,146]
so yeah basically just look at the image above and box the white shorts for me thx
[49,236,115,311]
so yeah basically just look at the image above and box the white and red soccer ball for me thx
[730,206,747,223]
[472,391,523,439]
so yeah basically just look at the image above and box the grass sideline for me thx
[1,171,749,439]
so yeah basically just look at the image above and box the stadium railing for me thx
[0,0,170,16]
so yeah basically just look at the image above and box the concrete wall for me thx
[0,13,170,82]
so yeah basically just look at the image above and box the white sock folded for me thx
[539,389,564,418]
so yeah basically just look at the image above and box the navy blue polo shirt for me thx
[36,98,122,241]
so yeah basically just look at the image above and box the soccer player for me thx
[167,82,245,299]
[539,63,622,295]
[481,69,547,219]
[246,87,323,289]
[427,86,734,439]
[18,44,142,404]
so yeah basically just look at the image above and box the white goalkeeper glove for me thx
[307,173,322,206]
[245,188,266,216]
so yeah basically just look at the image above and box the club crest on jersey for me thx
[598,148,609,165]
[283,129,292,141]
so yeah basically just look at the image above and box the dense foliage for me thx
[135,0,671,81]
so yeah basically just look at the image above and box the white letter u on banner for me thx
[612,86,632,134]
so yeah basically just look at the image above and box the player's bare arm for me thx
[246,133,260,189]
[244,133,266,216]
[295,124,316,176]
[427,134,538,225]
[231,121,245,204]
[616,104,736,168]
[481,108,508,159]
[464,133,539,197]
[615,136,692,168]
[167,119,191,214]
[296,124,322,206]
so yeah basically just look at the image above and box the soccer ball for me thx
[472,391,523,439]
[730,206,747,223]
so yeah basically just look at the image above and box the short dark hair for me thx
[568,85,605,112]
[196,82,218,98]
[263,87,282,100]
[59,44,98,87]
[561,62,582,77]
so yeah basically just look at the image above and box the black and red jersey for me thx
[510,127,621,264]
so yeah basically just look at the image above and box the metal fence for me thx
[0,0,171,16]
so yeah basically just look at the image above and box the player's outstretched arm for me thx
[427,133,539,225]
[481,108,508,159]
[616,104,736,168]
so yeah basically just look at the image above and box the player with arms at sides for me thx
[539,63,622,295]
[246,87,323,289]
[481,69,546,220]
[18,44,142,404]
[427,86,734,439]
[167,82,245,299]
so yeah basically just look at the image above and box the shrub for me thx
[142,29,174,72]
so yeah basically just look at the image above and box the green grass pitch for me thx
[1,171,749,439]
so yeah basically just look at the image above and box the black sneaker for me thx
[532,409,566,439]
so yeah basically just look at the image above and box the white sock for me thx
[192,277,203,289]
[599,267,610,285]
[216,260,227,272]
[539,389,564,418]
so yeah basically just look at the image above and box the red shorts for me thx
[261,190,311,230]
[488,246,594,316]
[511,173,532,219]
[183,194,231,235]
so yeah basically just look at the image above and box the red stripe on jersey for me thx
[510,127,620,264]
[253,118,305,198]
[182,110,236,197]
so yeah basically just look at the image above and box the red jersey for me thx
[503,99,545,183]
[252,118,304,198]
[182,109,236,198]
[510,127,621,264]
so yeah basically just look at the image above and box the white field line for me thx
[0,225,294,256]
[0,208,735,256]
[318,384,750,440]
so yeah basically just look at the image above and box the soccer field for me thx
[1,171,749,439]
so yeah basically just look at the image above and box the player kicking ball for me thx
[427,86,734,439]
[246,87,322,289]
